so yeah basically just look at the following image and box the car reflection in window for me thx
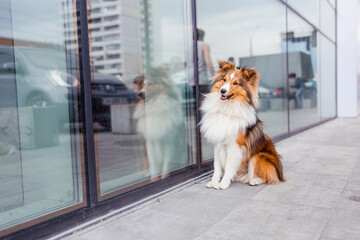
[0,46,138,131]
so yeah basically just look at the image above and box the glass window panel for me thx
[0,0,84,234]
[89,0,196,196]
[197,0,288,161]
[288,11,321,131]
[320,0,335,41]
[287,0,320,28]
[319,35,336,119]
[328,0,336,9]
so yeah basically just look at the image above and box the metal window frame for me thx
[281,0,337,129]
[2,0,339,239]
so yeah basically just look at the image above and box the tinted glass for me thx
[88,0,196,196]
[319,35,336,119]
[287,0,320,28]
[197,0,288,160]
[0,0,84,235]
[320,0,335,41]
[288,10,321,130]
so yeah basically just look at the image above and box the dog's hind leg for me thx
[249,154,280,185]
[235,170,250,184]
[234,158,250,183]
[248,157,264,186]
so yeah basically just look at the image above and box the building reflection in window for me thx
[0,0,84,232]
[87,0,196,195]
[288,11,320,130]
[197,0,288,161]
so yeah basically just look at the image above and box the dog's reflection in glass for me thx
[133,67,186,181]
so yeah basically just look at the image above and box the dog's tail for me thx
[253,152,285,184]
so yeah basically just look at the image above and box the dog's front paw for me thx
[206,181,213,188]
[206,181,220,189]
[219,180,231,190]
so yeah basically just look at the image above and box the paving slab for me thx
[291,146,359,176]
[345,161,360,191]
[59,117,360,240]
[252,171,348,209]
[194,201,331,240]
[320,190,360,240]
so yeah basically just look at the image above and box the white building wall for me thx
[358,0,360,115]
[337,0,358,117]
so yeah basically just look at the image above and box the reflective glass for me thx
[320,0,335,41]
[288,11,321,130]
[88,0,196,195]
[319,35,336,119]
[328,0,336,8]
[197,0,288,160]
[0,0,84,234]
[287,0,320,28]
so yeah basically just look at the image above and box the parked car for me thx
[0,46,138,130]
[90,72,138,129]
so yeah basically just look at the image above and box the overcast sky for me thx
[196,0,319,65]
[0,0,65,44]
[0,0,329,67]
[159,0,321,66]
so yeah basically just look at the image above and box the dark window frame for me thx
[2,0,338,239]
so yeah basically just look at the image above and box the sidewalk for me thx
[59,117,360,240]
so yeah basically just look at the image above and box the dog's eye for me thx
[223,79,226,82]
[233,82,239,85]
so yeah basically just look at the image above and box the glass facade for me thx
[0,0,337,238]
[287,9,321,130]
[87,0,196,196]
[0,0,84,236]
[197,0,336,159]
[287,0,319,27]
[197,0,288,160]
[319,35,336,119]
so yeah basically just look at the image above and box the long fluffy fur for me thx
[200,92,257,144]
[133,67,186,179]
[201,61,284,189]
[134,95,183,140]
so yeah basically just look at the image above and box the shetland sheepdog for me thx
[200,61,284,190]
[133,67,186,180]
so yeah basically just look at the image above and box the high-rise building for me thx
[88,0,143,82]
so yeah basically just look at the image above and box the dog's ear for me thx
[241,67,260,84]
[241,67,260,108]
[241,67,258,78]
[218,61,235,72]
[211,61,236,86]
[218,61,227,69]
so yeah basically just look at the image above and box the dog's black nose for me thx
[220,89,226,94]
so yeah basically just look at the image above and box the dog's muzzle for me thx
[220,88,232,100]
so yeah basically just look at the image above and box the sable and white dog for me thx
[200,61,284,190]
[133,67,186,179]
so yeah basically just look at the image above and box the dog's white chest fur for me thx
[133,94,182,140]
[200,92,257,143]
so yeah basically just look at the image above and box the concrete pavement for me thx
[58,116,360,240]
